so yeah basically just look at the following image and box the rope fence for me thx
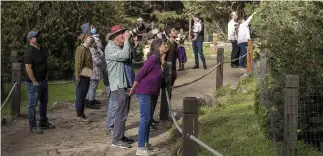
[1,82,18,110]
[224,52,249,64]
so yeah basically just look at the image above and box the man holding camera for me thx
[105,24,134,148]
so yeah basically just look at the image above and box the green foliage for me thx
[252,1,323,150]
[1,1,127,80]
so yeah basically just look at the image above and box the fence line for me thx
[224,52,249,64]
[173,62,221,89]
[1,82,18,109]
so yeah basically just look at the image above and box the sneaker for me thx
[112,140,132,149]
[30,127,43,134]
[106,129,114,136]
[192,65,199,69]
[39,121,55,129]
[145,143,159,152]
[231,65,238,68]
[122,136,135,144]
[150,124,158,131]
[136,148,156,156]
[76,116,89,123]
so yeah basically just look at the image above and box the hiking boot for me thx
[76,116,89,124]
[30,127,43,134]
[152,119,159,124]
[122,136,135,144]
[203,65,207,70]
[192,65,199,69]
[150,124,158,131]
[106,129,114,136]
[112,140,132,149]
[136,148,156,156]
[94,99,101,104]
[39,121,55,129]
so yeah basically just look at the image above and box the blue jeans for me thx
[125,62,135,87]
[136,94,152,147]
[238,42,248,67]
[86,79,99,101]
[192,39,206,66]
[26,80,48,128]
[106,85,116,130]
[72,73,90,117]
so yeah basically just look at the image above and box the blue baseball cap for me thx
[26,31,39,40]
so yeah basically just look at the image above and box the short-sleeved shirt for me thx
[24,45,48,82]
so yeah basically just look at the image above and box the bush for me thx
[250,1,323,150]
[1,1,129,81]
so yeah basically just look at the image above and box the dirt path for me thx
[1,59,246,156]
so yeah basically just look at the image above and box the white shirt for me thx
[237,15,253,44]
[193,22,201,33]
[228,19,237,41]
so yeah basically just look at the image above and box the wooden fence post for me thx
[182,97,198,156]
[247,40,253,73]
[216,48,224,89]
[212,33,217,54]
[283,75,299,156]
[11,62,22,117]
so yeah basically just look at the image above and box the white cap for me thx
[137,17,144,22]
[231,12,237,16]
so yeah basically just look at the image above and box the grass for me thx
[169,75,323,156]
[1,80,106,117]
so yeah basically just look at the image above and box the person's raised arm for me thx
[244,12,256,26]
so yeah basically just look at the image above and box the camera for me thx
[129,21,153,41]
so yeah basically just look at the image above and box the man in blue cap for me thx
[24,30,55,134]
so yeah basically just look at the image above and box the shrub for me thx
[250,1,323,149]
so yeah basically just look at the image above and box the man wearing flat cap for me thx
[105,25,134,148]
[24,31,55,134]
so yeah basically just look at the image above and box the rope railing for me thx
[165,60,224,156]
[1,82,18,110]
[172,62,221,89]
[224,52,250,64]
[165,89,223,156]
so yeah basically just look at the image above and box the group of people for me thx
[228,11,256,69]
[22,12,253,156]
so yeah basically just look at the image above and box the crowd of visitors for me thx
[23,11,255,155]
